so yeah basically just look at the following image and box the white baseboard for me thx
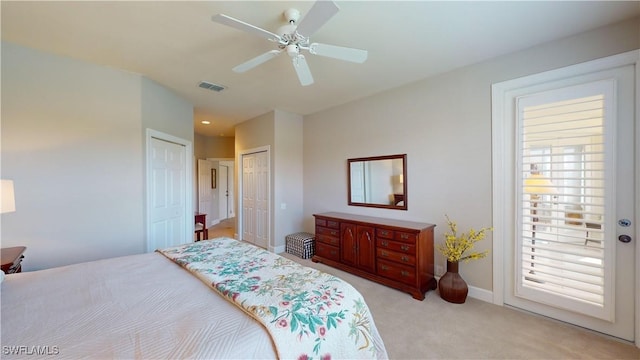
[468,285,493,303]
[274,245,285,254]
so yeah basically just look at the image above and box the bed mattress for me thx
[1,252,277,359]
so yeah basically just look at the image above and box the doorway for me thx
[492,51,638,343]
[196,158,235,228]
[216,160,235,220]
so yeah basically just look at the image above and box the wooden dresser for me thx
[1,246,26,274]
[313,212,436,300]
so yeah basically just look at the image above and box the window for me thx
[518,90,607,308]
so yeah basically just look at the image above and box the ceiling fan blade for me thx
[295,0,339,37]
[233,50,283,73]
[309,43,368,63]
[212,14,282,43]
[292,55,314,86]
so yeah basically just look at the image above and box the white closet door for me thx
[148,137,187,251]
[241,151,269,249]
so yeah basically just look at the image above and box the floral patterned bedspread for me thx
[158,238,388,360]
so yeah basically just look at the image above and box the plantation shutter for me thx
[516,80,614,320]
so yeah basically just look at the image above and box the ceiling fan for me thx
[211,0,368,86]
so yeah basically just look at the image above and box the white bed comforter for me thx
[159,238,388,360]
[1,252,277,359]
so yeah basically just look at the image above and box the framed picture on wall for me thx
[211,169,216,189]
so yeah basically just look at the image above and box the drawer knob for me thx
[401,233,410,239]
[401,245,410,251]
[381,251,388,257]
[401,256,409,262]
[401,270,409,277]
[381,240,389,247]
[381,265,389,271]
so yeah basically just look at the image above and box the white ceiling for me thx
[2,1,638,137]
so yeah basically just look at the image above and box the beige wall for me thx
[273,110,304,249]
[141,78,193,142]
[1,42,193,270]
[235,110,304,250]
[302,17,640,292]
[194,133,235,160]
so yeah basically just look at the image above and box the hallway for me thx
[196,217,235,240]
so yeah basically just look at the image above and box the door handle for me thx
[618,235,632,243]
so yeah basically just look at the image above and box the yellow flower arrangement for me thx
[437,215,493,263]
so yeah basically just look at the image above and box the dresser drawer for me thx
[326,219,340,229]
[317,226,339,237]
[376,228,394,239]
[394,231,417,243]
[316,233,340,246]
[377,248,416,266]
[376,238,416,255]
[316,242,340,261]
[377,259,416,286]
[316,218,340,228]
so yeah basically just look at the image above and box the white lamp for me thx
[1,180,16,214]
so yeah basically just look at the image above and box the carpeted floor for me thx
[280,253,640,359]
[206,222,639,359]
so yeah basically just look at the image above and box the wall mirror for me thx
[348,154,407,210]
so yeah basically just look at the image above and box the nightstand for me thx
[1,246,26,274]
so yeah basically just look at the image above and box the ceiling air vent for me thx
[198,81,226,92]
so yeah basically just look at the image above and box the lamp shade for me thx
[1,180,16,214]
[524,174,556,194]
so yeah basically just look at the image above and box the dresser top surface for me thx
[314,212,435,231]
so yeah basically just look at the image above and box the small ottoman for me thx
[285,232,316,259]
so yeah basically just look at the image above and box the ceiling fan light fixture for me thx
[286,44,299,57]
[212,0,364,86]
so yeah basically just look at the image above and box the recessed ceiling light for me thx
[201,120,211,125]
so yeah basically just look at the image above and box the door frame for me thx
[197,159,215,227]
[145,128,193,252]
[491,50,639,347]
[207,157,235,222]
[237,145,271,250]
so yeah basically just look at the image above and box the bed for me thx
[1,237,388,359]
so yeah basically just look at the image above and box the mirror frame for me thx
[347,154,407,210]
